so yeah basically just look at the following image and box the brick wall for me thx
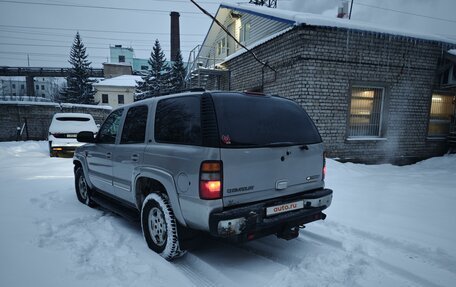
[218,25,455,163]
[0,102,111,141]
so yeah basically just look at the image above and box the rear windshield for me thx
[211,93,322,147]
[56,117,90,122]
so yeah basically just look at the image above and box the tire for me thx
[75,166,96,207]
[141,193,186,260]
[49,142,55,157]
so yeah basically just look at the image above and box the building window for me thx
[216,37,226,56]
[21,84,24,89]
[36,85,39,90]
[348,86,385,137]
[119,55,125,63]
[42,94,45,98]
[102,94,108,104]
[240,22,251,43]
[13,93,16,96]
[12,84,16,89]
[118,94,124,104]
[41,85,45,90]
[428,93,455,137]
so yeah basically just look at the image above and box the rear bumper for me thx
[209,188,333,241]
[50,145,77,156]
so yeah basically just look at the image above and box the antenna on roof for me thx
[249,0,277,8]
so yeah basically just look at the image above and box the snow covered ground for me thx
[0,141,455,287]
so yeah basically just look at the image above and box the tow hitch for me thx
[276,212,327,240]
[277,226,300,240]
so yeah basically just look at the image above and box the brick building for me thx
[188,3,456,163]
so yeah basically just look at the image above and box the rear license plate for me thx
[66,134,77,138]
[266,200,304,216]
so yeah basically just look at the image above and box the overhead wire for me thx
[0,0,204,15]
[0,24,206,37]
[355,1,456,24]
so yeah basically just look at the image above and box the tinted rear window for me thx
[211,93,322,147]
[56,117,90,122]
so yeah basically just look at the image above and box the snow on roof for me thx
[224,27,293,63]
[220,2,456,44]
[449,49,456,56]
[93,75,142,87]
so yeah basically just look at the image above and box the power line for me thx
[0,35,199,48]
[356,1,456,24]
[0,24,206,37]
[0,43,194,53]
[0,29,202,43]
[0,0,204,15]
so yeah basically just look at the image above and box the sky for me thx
[0,0,455,68]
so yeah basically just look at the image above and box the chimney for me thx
[337,1,349,18]
[170,11,180,62]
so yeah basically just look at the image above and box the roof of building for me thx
[93,75,142,87]
[219,2,455,44]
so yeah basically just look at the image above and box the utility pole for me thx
[27,54,30,67]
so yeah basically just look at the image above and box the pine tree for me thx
[169,49,186,93]
[59,32,96,104]
[136,39,170,99]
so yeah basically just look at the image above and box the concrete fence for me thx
[0,102,111,141]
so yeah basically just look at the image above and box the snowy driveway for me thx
[0,141,455,287]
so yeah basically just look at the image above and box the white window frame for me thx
[216,37,226,56]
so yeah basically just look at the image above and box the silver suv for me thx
[73,91,333,260]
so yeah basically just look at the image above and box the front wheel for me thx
[141,193,186,260]
[75,166,96,207]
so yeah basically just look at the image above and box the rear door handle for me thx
[106,152,112,159]
[131,154,139,162]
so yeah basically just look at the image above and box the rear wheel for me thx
[49,142,56,157]
[75,166,96,207]
[141,193,186,260]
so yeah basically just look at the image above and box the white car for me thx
[48,113,98,157]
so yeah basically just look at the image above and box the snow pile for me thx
[1,141,456,287]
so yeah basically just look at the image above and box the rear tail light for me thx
[199,161,223,200]
[322,152,327,181]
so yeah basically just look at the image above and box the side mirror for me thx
[77,131,96,143]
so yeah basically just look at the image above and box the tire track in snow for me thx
[319,221,456,275]
[175,253,234,287]
[34,211,160,286]
[302,223,455,287]
[186,236,369,287]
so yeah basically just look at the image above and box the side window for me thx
[155,96,201,145]
[120,105,148,144]
[98,109,123,144]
